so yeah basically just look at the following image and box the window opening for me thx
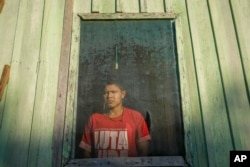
[75,19,185,158]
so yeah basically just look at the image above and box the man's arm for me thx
[137,140,150,156]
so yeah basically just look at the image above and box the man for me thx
[79,81,151,158]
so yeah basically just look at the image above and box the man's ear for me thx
[122,90,126,99]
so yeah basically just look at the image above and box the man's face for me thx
[103,84,126,109]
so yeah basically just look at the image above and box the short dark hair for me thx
[104,80,125,91]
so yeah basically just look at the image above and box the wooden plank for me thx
[98,0,115,13]
[61,14,81,165]
[27,0,65,167]
[208,0,250,149]
[186,0,233,167]
[74,0,91,13]
[0,0,20,127]
[52,0,73,166]
[140,0,147,13]
[78,13,176,20]
[0,0,42,166]
[65,156,187,167]
[117,0,139,13]
[92,0,99,13]
[230,0,250,103]
[146,0,165,13]
[172,0,208,166]
[164,0,173,13]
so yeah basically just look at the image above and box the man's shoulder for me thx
[89,112,104,120]
[124,107,144,117]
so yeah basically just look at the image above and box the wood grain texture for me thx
[74,0,91,13]
[79,13,176,20]
[0,0,42,166]
[61,14,81,165]
[0,0,20,123]
[27,0,65,167]
[230,0,250,103]
[53,0,73,166]
[116,0,139,13]
[146,0,165,13]
[65,156,187,167]
[208,0,250,150]
[186,0,233,166]
[172,0,208,166]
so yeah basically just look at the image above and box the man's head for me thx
[103,81,126,110]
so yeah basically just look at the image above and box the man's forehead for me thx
[104,84,123,91]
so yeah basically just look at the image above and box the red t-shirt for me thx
[79,107,151,157]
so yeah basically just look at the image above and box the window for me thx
[75,19,184,158]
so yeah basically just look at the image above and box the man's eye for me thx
[104,91,118,94]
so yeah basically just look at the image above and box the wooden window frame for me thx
[52,0,187,166]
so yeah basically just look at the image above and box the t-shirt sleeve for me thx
[79,116,93,152]
[137,114,151,143]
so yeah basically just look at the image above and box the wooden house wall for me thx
[0,0,249,167]
[0,0,65,166]
[66,0,250,166]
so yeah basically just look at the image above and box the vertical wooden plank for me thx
[0,0,20,124]
[62,14,80,165]
[230,0,250,102]
[186,0,233,166]
[172,0,208,166]
[52,0,73,166]
[116,0,123,13]
[98,0,115,13]
[0,0,42,166]
[164,0,173,13]
[208,0,250,149]
[140,0,147,13]
[74,0,91,13]
[92,0,100,13]
[28,0,65,166]
[117,0,139,13]
[146,0,165,13]
[27,0,65,166]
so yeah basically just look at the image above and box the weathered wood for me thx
[53,0,73,166]
[172,1,208,166]
[0,65,10,101]
[74,0,91,13]
[186,0,233,167]
[26,0,65,167]
[98,0,115,13]
[78,12,176,20]
[0,0,42,166]
[140,0,147,13]
[92,0,99,13]
[61,14,81,165]
[65,156,187,167]
[118,0,139,13]
[230,0,250,102]
[146,0,165,13]
[208,0,250,149]
[0,0,20,127]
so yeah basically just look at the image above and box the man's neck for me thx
[108,105,124,118]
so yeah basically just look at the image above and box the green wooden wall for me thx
[0,0,249,167]
[0,0,65,166]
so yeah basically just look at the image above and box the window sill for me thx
[65,156,188,167]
